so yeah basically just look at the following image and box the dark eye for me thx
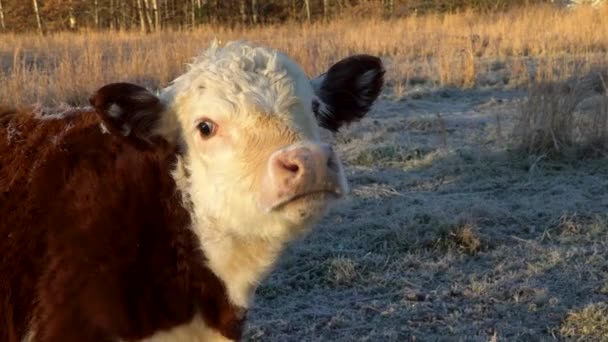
[197,120,216,138]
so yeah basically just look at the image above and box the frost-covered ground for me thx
[245,86,608,341]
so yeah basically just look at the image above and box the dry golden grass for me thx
[432,223,484,256]
[514,71,608,157]
[1,5,608,106]
[560,302,608,340]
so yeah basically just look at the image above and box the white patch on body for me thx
[135,314,231,342]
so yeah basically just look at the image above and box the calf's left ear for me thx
[311,55,385,132]
[89,82,165,139]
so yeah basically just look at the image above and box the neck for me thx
[197,230,283,308]
[171,156,287,308]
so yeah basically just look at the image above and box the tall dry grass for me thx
[514,71,608,157]
[1,4,608,106]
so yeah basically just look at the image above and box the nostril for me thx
[279,159,300,174]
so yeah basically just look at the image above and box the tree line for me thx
[0,0,551,34]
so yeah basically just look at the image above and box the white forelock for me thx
[163,40,317,134]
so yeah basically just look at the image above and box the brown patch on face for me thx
[0,107,245,341]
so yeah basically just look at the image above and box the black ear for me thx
[89,82,164,139]
[311,55,385,132]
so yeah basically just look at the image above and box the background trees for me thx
[0,0,552,33]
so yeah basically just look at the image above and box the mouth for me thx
[266,189,343,212]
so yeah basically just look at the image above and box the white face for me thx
[159,41,384,241]
[163,44,334,240]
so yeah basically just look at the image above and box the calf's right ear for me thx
[89,82,165,139]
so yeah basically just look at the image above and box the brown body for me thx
[0,106,243,342]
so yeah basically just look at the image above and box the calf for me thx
[0,41,384,341]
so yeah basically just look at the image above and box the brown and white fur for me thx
[0,41,384,342]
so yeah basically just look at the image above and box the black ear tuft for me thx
[312,55,385,132]
[89,82,164,139]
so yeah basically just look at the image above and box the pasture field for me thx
[2,4,608,341]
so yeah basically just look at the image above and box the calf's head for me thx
[92,41,384,241]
